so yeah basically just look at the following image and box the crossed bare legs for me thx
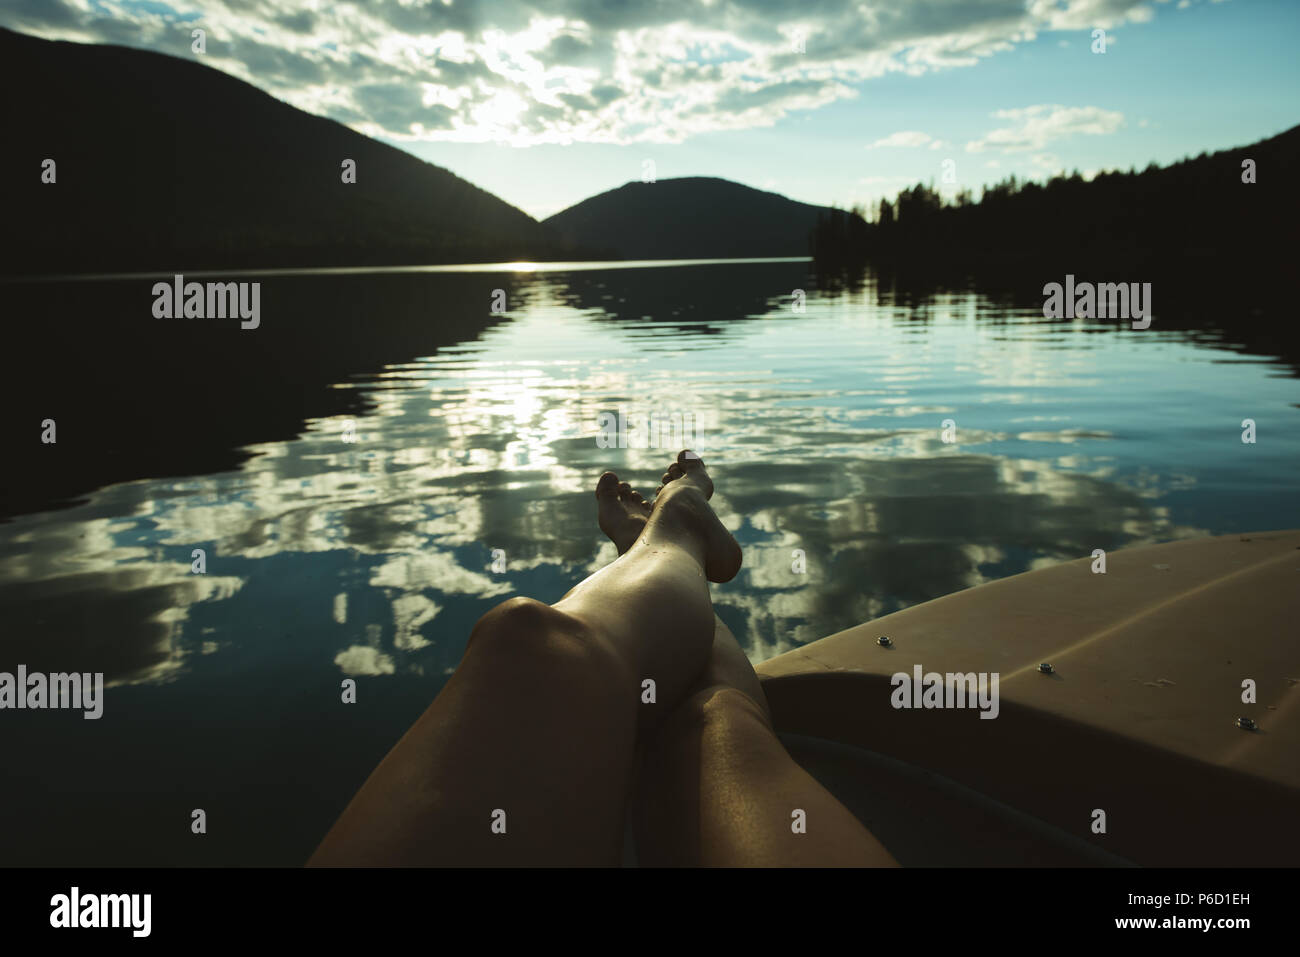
[310,451,896,867]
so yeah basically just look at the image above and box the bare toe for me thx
[666,450,714,499]
[596,471,621,498]
[597,471,650,555]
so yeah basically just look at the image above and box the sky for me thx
[5,0,1298,220]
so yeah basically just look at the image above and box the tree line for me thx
[810,124,1298,285]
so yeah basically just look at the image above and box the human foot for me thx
[594,452,742,582]
[647,450,742,583]
[595,471,651,555]
[653,449,713,499]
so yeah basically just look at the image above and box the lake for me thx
[1,258,1297,865]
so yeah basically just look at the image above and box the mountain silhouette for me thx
[813,123,1300,287]
[0,27,565,274]
[544,177,831,259]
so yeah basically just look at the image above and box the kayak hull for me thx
[756,531,1300,866]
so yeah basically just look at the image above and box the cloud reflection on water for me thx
[0,267,1217,693]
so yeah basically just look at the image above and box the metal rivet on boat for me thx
[877,635,892,647]
[1039,662,1054,674]
[1236,717,1257,731]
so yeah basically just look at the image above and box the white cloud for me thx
[868,130,932,149]
[965,104,1125,152]
[3,0,1154,146]
[1029,152,1064,174]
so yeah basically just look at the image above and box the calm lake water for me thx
[2,258,1298,865]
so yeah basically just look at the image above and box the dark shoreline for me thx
[1,259,816,521]
[2,256,1294,523]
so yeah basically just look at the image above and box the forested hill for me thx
[545,177,834,259]
[812,124,1299,283]
[0,27,567,274]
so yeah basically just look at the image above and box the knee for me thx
[467,597,624,681]
[475,596,565,633]
[664,685,772,739]
[470,597,579,650]
[697,685,770,724]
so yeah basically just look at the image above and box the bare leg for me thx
[593,473,896,868]
[634,615,899,867]
[309,452,740,866]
